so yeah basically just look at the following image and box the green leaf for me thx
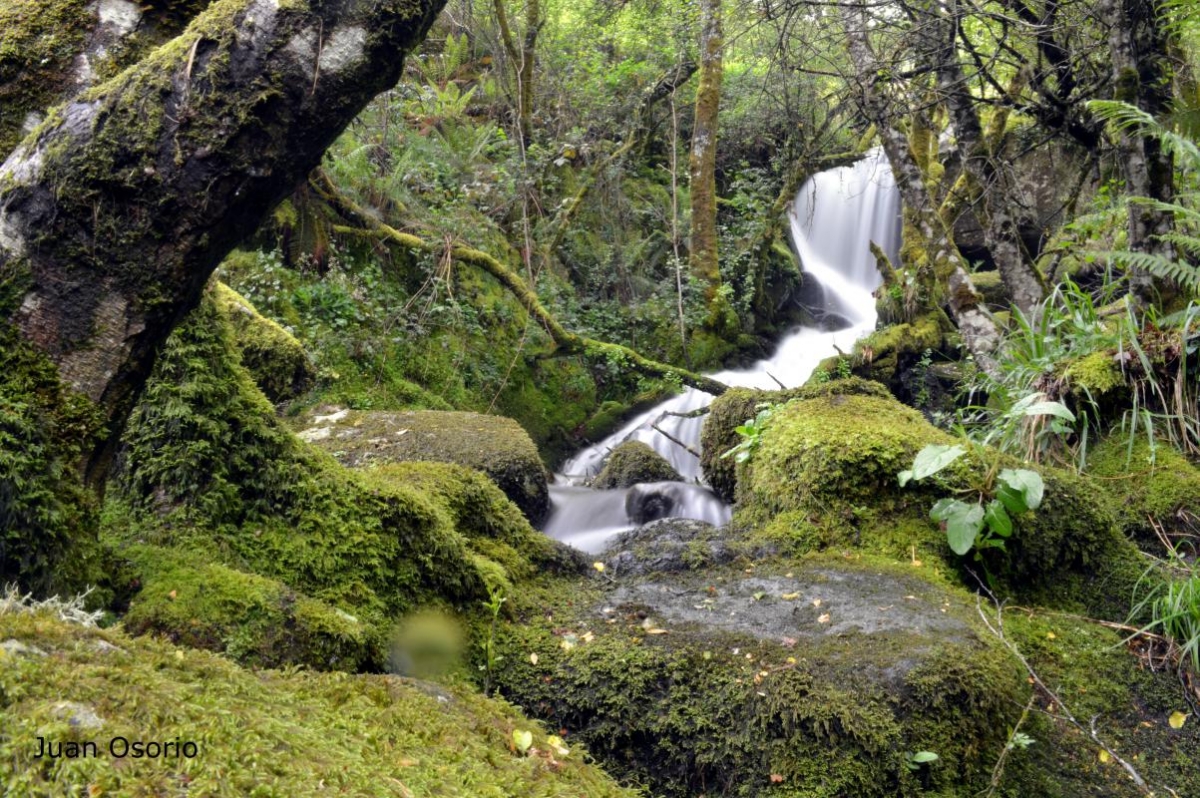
[984,500,1013,538]
[999,469,1044,510]
[908,444,966,482]
[931,499,985,555]
[910,751,939,764]
[897,469,914,488]
[1019,400,1077,422]
[995,483,1029,515]
[512,729,533,754]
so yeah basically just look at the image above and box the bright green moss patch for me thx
[1062,350,1126,398]
[119,544,375,671]
[0,0,91,156]
[0,605,640,797]
[301,408,551,524]
[591,441,681,489]
[1087,437,1200,550]
[211,282,315,403]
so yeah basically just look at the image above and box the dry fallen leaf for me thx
[817,613,831,624]
[769,774,785,783]
[529,652,539,665]
[812,598,822,608]
[1098,749,1111,764]
[167,590,177,601]
[1169,711,1188,729]
[781,592,801,601]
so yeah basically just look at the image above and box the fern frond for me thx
[1088,100,1200,171]
[1097,250,1200,296]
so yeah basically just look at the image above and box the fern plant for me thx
[1087,100,1200,296]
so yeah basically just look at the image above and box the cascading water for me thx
[544,149,902,552]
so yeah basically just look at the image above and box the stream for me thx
[544,149,902,553]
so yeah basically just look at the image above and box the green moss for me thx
[1062,351,1126,397]
[108,291,513,632]
[0,0,91,156]
[491,556,1028,798]
[700,378,890,502]
[592,441,681,489]
[735,382,1144,617]
[211,282,315,403]
[1087,437,1200,547]
[0,606,638,797]
[0,322,106,595]
[301,408,551,525]
[119,544,376,671]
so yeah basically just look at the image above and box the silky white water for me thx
[544,149,901,552]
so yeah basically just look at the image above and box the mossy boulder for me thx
[0,604,638,797]
[592,441,681,489]
[212,281,315,403]
[493,555,1028,798]
[107,290,565,667]
[301,408,551,525]
[735,381,1143,617]
[700,378,889,503]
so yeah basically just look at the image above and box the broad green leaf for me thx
[512,729,533,754]
[999,468,1044,510]
[911,751,939,763]
[984,500,1013,537]
[909,444,966,482]
[931,499,985,555]
[1020,401,1076,422]
[898,469,914,487]
[995,483,1029,515]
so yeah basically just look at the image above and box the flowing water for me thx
[544,149,902,553]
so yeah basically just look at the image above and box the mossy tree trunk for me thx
[840,0,1001,378]
[0,0,445,498]
[491,0,540,143]
[924,0,1046,316]
[688,0,727,330]
[1100,0,1176,299]
[0,0,215,158]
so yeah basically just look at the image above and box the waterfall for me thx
[544,148,901,552]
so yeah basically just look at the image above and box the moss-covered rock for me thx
[211,281,315,403]
[493,555,1028,798]
[591,441,681,489]
[1088,437,1200,552]
[700,378,890,502]
[0,603,638,797]
[107,289,563,665]
[300,408,551,525]
[120,545,375,672]
[735,381,1143,617]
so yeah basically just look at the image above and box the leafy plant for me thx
[480,586,507,696]
[905,750,939,771]
[899,443,1045,557]
[721,402,781,463]
[1130,569,1200,673]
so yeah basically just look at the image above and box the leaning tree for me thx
[0,0,446,589]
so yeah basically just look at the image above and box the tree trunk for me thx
[0,0,215,157]
[928,0,1046,316]
[1,0,445,491]
[689,0,726,329]
[840,1,1001,378]
[1100,0,1175,297]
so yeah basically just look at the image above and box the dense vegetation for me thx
[3,0,1200,795]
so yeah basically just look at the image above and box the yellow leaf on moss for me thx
[1098,749,1110,764]
[1169,711,1188,729]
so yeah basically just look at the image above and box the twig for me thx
[651,423,700,459]
[979,693,1036,798]
[765,370,787,390]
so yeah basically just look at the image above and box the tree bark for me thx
[1100,0,1175,297]
[0,0,446,489]
[926,0,1045,316]
[840,0,1001,378]
[689,0,726,328]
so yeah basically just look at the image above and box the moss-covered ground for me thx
[0,599,639,797]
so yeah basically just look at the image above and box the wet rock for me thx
[602,518,735,576]
[303,409,550,524]
[1,639,46,658]
[624,483,678,524]
[592,441,681,489]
